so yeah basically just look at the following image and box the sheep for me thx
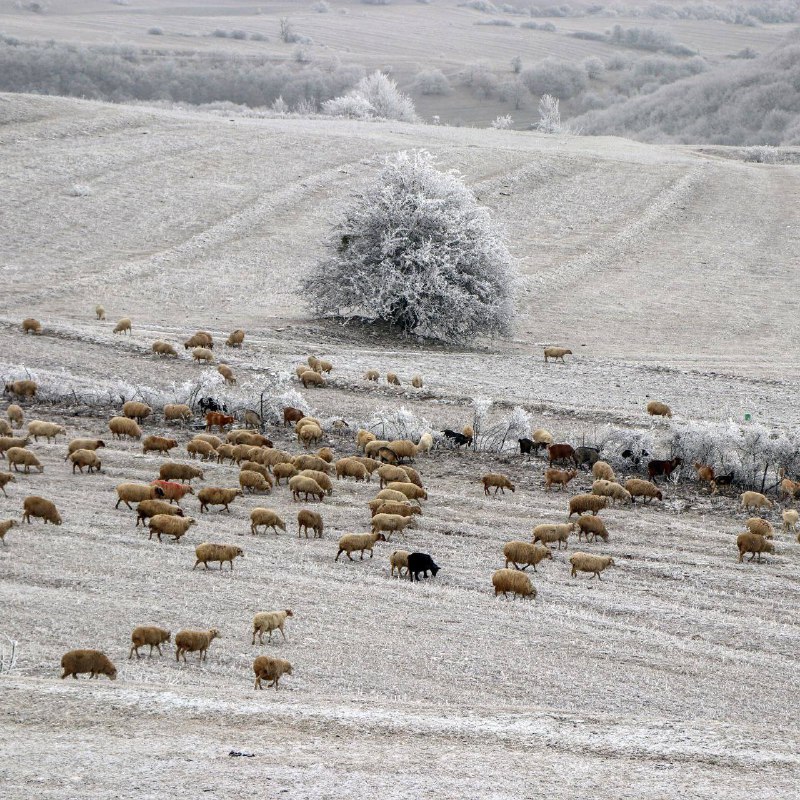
[95,304,105,320]
[298,423,324,449]
[482,474,515,496]
[744,517,774,539]
[198,487,242,513]
[184,332,213,350]
[647,400,672,418]
[249,508,286,536]
[152,341,178,357]
[544,346,571,363]
[22,495,62,525]
[317,359,333,374]
[192,433,222,449]
[390,549,410,577]
[60,649,117,680]
[148,514,196,542]
[624,479,663,504]
[253,656,293,690]
[575,447,601,468]
[532,522,574,549]
[0,472,15,497]
[377,446,399,466]
[129,626,171,659]
[577,516,609,542]
[69,449,102,474]
[492,568,537,600]
[159,462,204,483]
[21,317,42,334]
[164,403,192,422]
[300,370,325,388]
[375,489,413,504]
[27,421,66,442]
[364,370,379,382]
[152,480,195,505]
[175,628,220,662]
[7,447,44,474]
[0,436,29,455]
[273,463,299,484]
[4,380,37,399]
[205,412,235,432]
[378,465,410,488]
[591,479,632,506]
[547,443,576,466]
[570,552,615,579]
[369,500,421,519]
[215,444,236,465]
[295,416,322,434]
[239,470,272,495]
[123,403,152,428]
[356,429,376,451]
[289,475,325,503]
[187,439,216,461]
[193,543,244,571]
[387,482,428,502]
[313,447,333,464]
[592,460,615,481]
[295,364,309,379]
[740,491,773,512]
[352,456,381,474]
[261,449,296,470]
[335,531,386,561]
[252,610,293,644]
[693,462,717,493]
[411,375,423,389]
[544,468,577,492]
[240,461,272,482]
[783,509,799,534]
[113,317,132,335]
[648,457,683,482]
[299,469,333,495]
[417,432,433,456]
[779,476,800,502]
[282,407,305,427]
[532,428,553,448]
[0,420,10,436]
[364,439,391,458]
[462,425,474,446]
[135,499,184,527]
[387,372,401,386]
[243,410,263,429]
[142,435,178,455]
[294,455,332,474]
[407,552,440,581]
[217,364,236,385]
[115,483,164,510]
[65,438,105,459]
[371,513,414,541]
[192,347,214,364]
[0,518,17,544]
[297,509,323,538]
[388,439,418,462]
[226,329,245,347]
[503,541,553,572]
[443,429,470,448]
[737,532,774,563]
[109,416,142,440]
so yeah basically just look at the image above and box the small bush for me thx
[459,0,498,10]
[520,20,556,30]
[67,184,93,197]
[212,29,228,38]
[230,30,247,40]
[147,27,163,36]
[476,18,514,25]
[250,32,267,42]
[521,58,587,99]
[490,113,513,129]
[414,68,451,95]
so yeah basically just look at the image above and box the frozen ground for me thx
[1,94,800,798]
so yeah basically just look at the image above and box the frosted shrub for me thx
[475,403,531,452]
[536,93,562,133]
[596,425,656,468]
[271,95,289,113]
[491,114,513,129]
[323,71,418,122]
[67,184,93,197]
[321,93,374,119]
[364,406,431,442]
[301,150,517,343]
[414,68,451,95]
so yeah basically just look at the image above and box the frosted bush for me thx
[477,404,531,452]
[67,184,93,197]
[323,71,418,122]
[363,406,431,442]
[490,114,513,129]
[414,68,451,95]
[301,150,517,343]
[536,93,562,133]
[322,94,375,119]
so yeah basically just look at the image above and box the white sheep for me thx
[251,610,293,644]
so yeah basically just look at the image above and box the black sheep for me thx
[407,552,440,582]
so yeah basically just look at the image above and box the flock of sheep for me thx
[4,314,800,689]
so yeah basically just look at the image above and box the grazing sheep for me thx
[317,359,333,374]
[113,317,132,335]
[159,462,204,483]
[193,543,244,571]
[187,439,216,460]
[0,436,29,455]
[352,456,381,474]
[300,370,325,388]
[152,341,178,357]
[387,373,401,386]
[0,519,17,544]
[591,480,632,507]
[4,380,37,399]
[135,499,184,527]
[121,402,152,424]
[65,438,105,459]
[369,500,421,519]
[387,482,428,502]
[184,332,213,350]
[61,649,117,680]
[239,470,272,495]
[411,375,423,388]
[335,532,386,561]
[148,514,196,542]
[745,517,774,538]
[217,364,236,385]
[533,428,553,447]
[289,476,325,503]
[547,443,576,467]
[364,370,379,382]
[299,469,333,495]
[371,513,414,541]
[417,432,433,456]
[693,462,717,494]
[164,403,192,422]
[544,468,577,492]
[298,424,324,450]
[175,628,220,662]
[462,425,474,446]
[297,509,323,539]
[226,329,245,347]
[779,476,800,502]
[783,509,799,534]
[22,495,61,525]
[503,541,553,572]
[492,568,536,599]
[295,416,322,434]
[240,461,271,482]
[142,435,178,455]
[152,480,195,505]
[482,474,515,496]
[7,447,44,474]
[253,656,293,690]
[574,447,601,468]
[295,364,309,379]
[624,479,663,504]
[532,522,574,549]
[375,489,413,505]
[365,439,391,458]
[592,461,615,481]
[378,465,410,488]
[577,516,609,542]
[398,466,423,488]
[198,487,242,513]
[129,626,171,659]
[205,412,235,432]
[647,401,672,418]
[378,446,399,465]
[544,346,572,363]
[192,434,221,451]
[387,439,418,462]
[250,508,286,535]
[407,552,440,582]
[20,317,41,334]
[648,457,683,482]
[570,552,615,579]
[115,483,164,510]
[294,455,332,474]
[28,421,66,442]
[317,447,334,463]
[243,410,262,430]
[740,491,773,512]
[69,449,102,474]
[215,444,236,465]
[252,610,293,644]
[737,532,774,563]
[0,420,10,437]
[273,463,299,484]
[95,304,105,320]
[356,429,376,451]
[108,416,142,440]
[0,472,15,497]
[390,549,411,577]
[192,347,214,364]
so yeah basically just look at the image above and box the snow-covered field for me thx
[2,93,800,798]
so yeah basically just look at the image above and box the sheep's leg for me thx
[280,628,287,643]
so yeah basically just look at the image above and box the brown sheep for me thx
[371,513,415,541]
[197,487,242,513]
[577,515,609,542]
[193,543,243,571]
[175,628,220,662]
[65,438,105,458]
[184,332,213,350]
[503,541,553,571]
[61,649,117,680]
[273,463,299,484]
[386,482,428,502]
[239,470,272,494]
[7,447,44,474]
[164,403,192,422]
[0,436,30,455]
[148,514,196,542]
[217,364,236,385]
[122,401,152,423]
[693,462,717,494]
[22,317,42,334]
[289,475,325,503]
[69,449,102,474]
[253,656,293,690]
[492,568,536,600]
[544,468,577,492]
[152,341,179,357]
[387,373,401,386]
[482,474,515,496]
[142,435,178,455]
[364,370,379,382]
[27,421,66,442]
[647,400,672,418]
[300,370,325,388]
[544,346,571,363]
[115,482,165,509]
[0,518,17,544]
[4,380,37,399]
[0,472,15,497]
[151,480,195,504]
[737,532,774,563]
[113,317,132,335]
[624,479,663,504]
[226,329,245,347]
[568,494,608,517]
[532,522,574,549]
[297,509,324,538]
[570,552,615,580]
[187,439,216,461]
[129,626,171,659]
[135,499,184,527]
[108,416,142,440]
[335,532,386,561]
[159,462,204,483]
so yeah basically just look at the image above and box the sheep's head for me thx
[209,628,221,640]
[285,609,294,618]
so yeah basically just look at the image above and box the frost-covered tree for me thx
[322,71,418,122]
[301,150,517,343]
